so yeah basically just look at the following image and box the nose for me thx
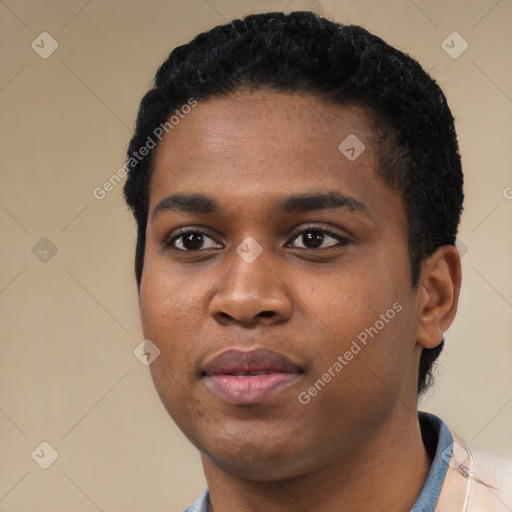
[209,250,293,326]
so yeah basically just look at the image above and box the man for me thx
[123,11,511,512]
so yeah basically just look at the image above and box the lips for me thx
[202,347,303,404]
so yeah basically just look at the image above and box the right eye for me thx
[165,229,223,252]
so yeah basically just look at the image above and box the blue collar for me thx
[410,412,453,511]
[184,412,452,512]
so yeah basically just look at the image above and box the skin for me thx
[138,90,461,511]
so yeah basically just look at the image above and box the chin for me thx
[205,449,309,482]
[197,428,323,482]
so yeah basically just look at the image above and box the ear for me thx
[416,245,462,349]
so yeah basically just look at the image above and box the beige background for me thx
[0,0,511,510]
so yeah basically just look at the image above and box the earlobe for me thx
[416,245,462,349]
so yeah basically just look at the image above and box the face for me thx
[139,91,423,480]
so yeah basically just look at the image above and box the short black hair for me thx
[123,11,464,395]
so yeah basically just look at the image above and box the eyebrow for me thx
[151,191,371,222]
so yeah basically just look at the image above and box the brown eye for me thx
[288,227,350,250]
[167,230,222,251]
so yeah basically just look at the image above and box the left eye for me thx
[288,228,350,249]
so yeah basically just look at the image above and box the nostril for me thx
[259,311,275,318]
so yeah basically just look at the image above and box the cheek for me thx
[138,267,203,418]
[298,257,414,385]
[300,260,398,332]
[139,262,203,364]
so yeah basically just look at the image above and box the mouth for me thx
[201,347,303,404]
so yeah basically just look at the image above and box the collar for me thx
[410,412,453,510]
[184,412,452,512]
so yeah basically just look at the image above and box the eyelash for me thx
[165,225,352,253]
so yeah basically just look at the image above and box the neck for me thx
[202,409,431,512]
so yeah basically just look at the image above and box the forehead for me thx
[152,91,376,168]
[148,90,398,223]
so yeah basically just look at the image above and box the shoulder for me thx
[436,438,512,512]
[470,447,512,510]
